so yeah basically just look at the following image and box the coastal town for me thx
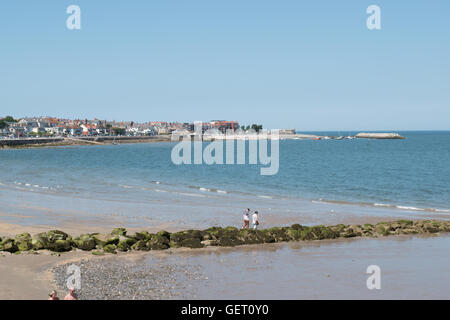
[0,116,249,138]
[0,115,405,148]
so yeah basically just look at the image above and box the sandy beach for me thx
[1,233,449,300]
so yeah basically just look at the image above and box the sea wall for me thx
[1,220,449,254]
[0,137,64,147]
[0,135,172,147]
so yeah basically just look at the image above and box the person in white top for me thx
[242,208,250,229]
[252,211,259,229]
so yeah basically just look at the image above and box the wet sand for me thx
[3,233,448,300]
[0,250,91,300]
[170,234,450,299]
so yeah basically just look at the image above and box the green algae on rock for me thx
[1,220,449,255]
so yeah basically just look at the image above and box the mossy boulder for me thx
[239,229,268,244]
[127,231,152,241]
[117,236,136,252]
[147,235,169,250]
[201,240,219,246]
[288,224,336,241]
[93,234,120,247]
[51,240,73,252]
[423,222,439,233]
[0,238,19,253]
[203,226,244,247]
[181,238,204,248]
[264,227,291,242]
[47,230,70,241]
[131,240,150,251]
[73,234,97,251]
[157,230,171,238]
[311,225,340,240]
[341,225,363,238]
[103,244,117,254]
[117,241,130,252]
[375,223,391,236]
[287,227,317,241]
[111,228,127,236]
[169,230,205,248]
[31,230,72,252]
[31,233,46,250]
[362,224,375,236]
[15,233,32,251]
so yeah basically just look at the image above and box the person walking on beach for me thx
[48,290,59,300]
[64,288,78,300]
[242,208,250,229]
[252,211,259,229]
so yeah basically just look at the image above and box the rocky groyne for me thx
[355,133,405,139]
[1,220,448,254]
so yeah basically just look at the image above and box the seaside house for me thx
[95,128,109,136]
[45,127,64,136]
[65,126,83,136]
[81,123,97,136]
[210,120,239,133]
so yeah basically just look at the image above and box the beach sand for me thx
[1,233,449,300]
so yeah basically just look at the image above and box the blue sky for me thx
[1,1,449,130]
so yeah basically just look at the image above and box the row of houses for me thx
[1,117,241,138]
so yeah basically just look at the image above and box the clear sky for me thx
[1,1,449,130]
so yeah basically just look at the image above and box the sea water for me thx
[0,131,449,229]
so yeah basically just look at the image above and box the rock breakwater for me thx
[1,220,448,254]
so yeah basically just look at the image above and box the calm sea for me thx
[0,131,449,229]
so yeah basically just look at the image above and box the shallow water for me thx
[0,131,449,228]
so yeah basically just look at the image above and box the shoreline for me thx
[0,136,173,149]
[1,219,448,255]
[0,131,406,149]
[1,232,448,300]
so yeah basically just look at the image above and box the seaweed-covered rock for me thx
[201,240,219,246]
[47,230,70,241]
[103,244,117,254]
[31,233,47,250]
[181,238,204,248]
[50,240,72,252]
[73,234,97,251]
[169,230,204,248]
[310,225,340,240]
[238,229,268,244]
[202,226,244,247]
[3,219,449,254]
[127,231,152,241]
[111,228,127,236]
[375,223,390,236]
[340,225,363,238]
[131,240,150,251]
[157,230,171,238]
[117,241,130,252]
[93,234,120,247]
[147,235,169,250]
[31,230,72,252]
[0,238,19,253]
[15,233,32,251]
[423,222,440,233]
[264,227,291,242]
[116,236,136,252]
[287,227,315,241]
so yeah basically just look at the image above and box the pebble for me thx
[52,259,206,300]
